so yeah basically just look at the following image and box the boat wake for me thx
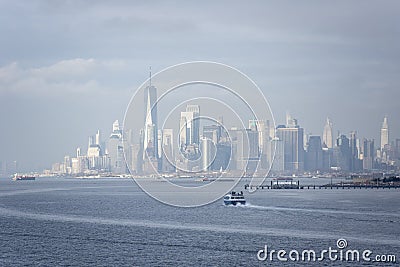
[235,203,400,218]
[0,206,399,246]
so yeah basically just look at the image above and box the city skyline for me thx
[2,101,396,176]
[1,1,400,171]
[0,92,396,174]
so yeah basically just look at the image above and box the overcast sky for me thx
[1,1,399,171]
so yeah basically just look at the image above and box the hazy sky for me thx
[1,1,399,171]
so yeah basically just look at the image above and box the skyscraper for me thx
[108,120,124,174]
[276,115,305,172]
[87,130,102,170]
[323,117,333,148]
[249,119,271,170]
[161,129,175,172]
[271,137,284,172]
[143,74,158,160]
[349,131,362,171]
[249,120,267,152]
[203,125,222,144]
[363,139,375,170]
[229,128,259,173]
[200,137,216,171]
[305,136,323,171]
[179,105,200,147]
[333,134,351,171]
[381,116,389,150]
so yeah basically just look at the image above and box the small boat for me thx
[223,191,246,206]
[12,174,36,181]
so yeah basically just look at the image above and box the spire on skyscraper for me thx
[149,66,152,86]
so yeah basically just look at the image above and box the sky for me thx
[0,0,399,172]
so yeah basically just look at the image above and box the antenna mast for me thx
[149,66,152,86]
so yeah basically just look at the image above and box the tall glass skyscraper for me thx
[143,80,158,160]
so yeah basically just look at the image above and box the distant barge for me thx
[12,174,36,181]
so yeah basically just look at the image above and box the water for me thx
[0,177,399,266]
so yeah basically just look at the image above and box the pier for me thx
[244,181,400,190]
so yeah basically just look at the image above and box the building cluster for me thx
[0,160,18,177]
[36,81,399,177]
[123,81,400,176]
[47,120,125,176]
[272,115,399,174]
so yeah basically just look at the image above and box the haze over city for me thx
[1,1,399,172]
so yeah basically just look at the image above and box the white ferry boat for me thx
[223,191,246,206]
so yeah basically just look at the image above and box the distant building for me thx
[249,120,272,170]
[323,117,334,148]
[87,130,103,170]
[396,139,400,159]
[271,137,284,172]
[128,143,141,175]
[211,143,231,171]
[349,131,362,171]
[64,155,72,175]
[161,129,175,173]
[363,139,375,170]
[108,120,125,174]
[332,135,351,171]
[229,128,259,173]
[305,136,323,171]
[322,147,333,171]
[380,116,389,150]
[200,137,216,171]
[179,105,200,147]
[143,79,158,160]
[276,116,304,172]
[0,160,18,176]
[140,73,160,175]
[203,124,222,144]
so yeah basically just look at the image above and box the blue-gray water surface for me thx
[0,177,399,266]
